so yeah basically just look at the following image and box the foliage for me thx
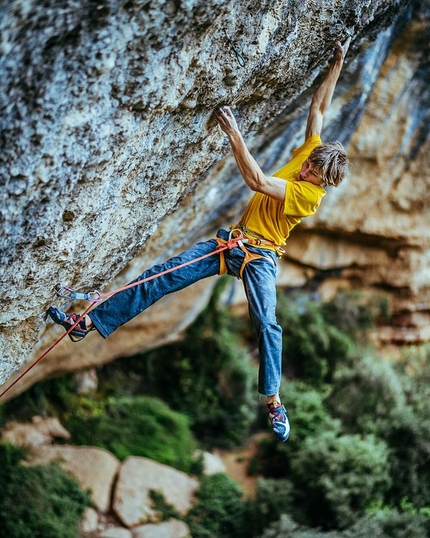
[185,473,248,538]
[276,292,355,386]
[0,375,67,427]
[395,346,430,500]
[0,443,90,538]
[262,511,430,538]
[328,349,430,508]
[327,352,406,435]
[64,395,196,472]
[321,290,389,340]
[149,489,181,521]
[289,431,392,529]
[245,478,295,537]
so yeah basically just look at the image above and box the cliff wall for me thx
[1,0,429,397]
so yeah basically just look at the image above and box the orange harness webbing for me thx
[215,237,267,278]
[216,227,280,279]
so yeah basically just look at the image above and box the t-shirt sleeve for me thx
[291,134,322,158]
[284,181,323,217]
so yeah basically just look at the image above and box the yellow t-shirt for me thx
[238,134,326,247]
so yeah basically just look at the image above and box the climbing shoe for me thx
[47,307,92,342]
[267,401,290,442]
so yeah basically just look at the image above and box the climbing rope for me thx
[0,235,248,400]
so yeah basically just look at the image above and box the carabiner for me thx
[55,285,102,303]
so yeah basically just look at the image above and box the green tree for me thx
[185,473,248,538]
[277,292,354,386]
[328,350,430,508]
[261,512,430,538]
[328,352,406,436]
[289,431,392,529]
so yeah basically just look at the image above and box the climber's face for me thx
[299,159,323,185]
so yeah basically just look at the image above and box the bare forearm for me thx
[215,106,286,201]
[305,38,351,138]
[227,131,266,191]
[311,55,345,115]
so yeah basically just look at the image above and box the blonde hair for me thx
[309,142,349,187]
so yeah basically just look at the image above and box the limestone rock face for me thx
[1,0,429,395]
[113,456,199,527]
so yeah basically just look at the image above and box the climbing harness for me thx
[235,223,286,256]
[215,226,284,279]
[216,228,265,279]
[0,233,267,399]
[223,28,246,67]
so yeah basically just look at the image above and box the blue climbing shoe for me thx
[267,401,290,442]
[47,307,91,342]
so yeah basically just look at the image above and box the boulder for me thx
[195,449,226,475]
[132,518,190,538]
[79,507,99,535]
[98,528,133,538]
[1,416,70,448]
[113,457,198,527]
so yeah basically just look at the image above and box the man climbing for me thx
[48,38,351,442]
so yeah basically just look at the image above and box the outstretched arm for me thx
[305,37,351,139]
[215,106,287,202]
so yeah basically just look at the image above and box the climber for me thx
[48,38,351,442]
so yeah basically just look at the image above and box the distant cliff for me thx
[1,0,429,397]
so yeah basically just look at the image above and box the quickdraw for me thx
[55,285,102,303]
[223,28,246,67]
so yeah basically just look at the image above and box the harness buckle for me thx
[228,228,249,248]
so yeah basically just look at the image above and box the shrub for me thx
[328,352,406,436]
[0,443,90,538]
[348,512,430,538]
[65,395,196,472]
[321,290,387,340]
[262,514,342,537]
[289,431,392,530]
[261,512,430,538]
[245,478,295,537]
[276,292,355,386]
[185,473,248,538]
[383,407,430,508]
[328,349,430,508]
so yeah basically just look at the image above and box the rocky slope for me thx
[1,0,429,397]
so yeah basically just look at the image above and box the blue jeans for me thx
[89,229,282,396]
